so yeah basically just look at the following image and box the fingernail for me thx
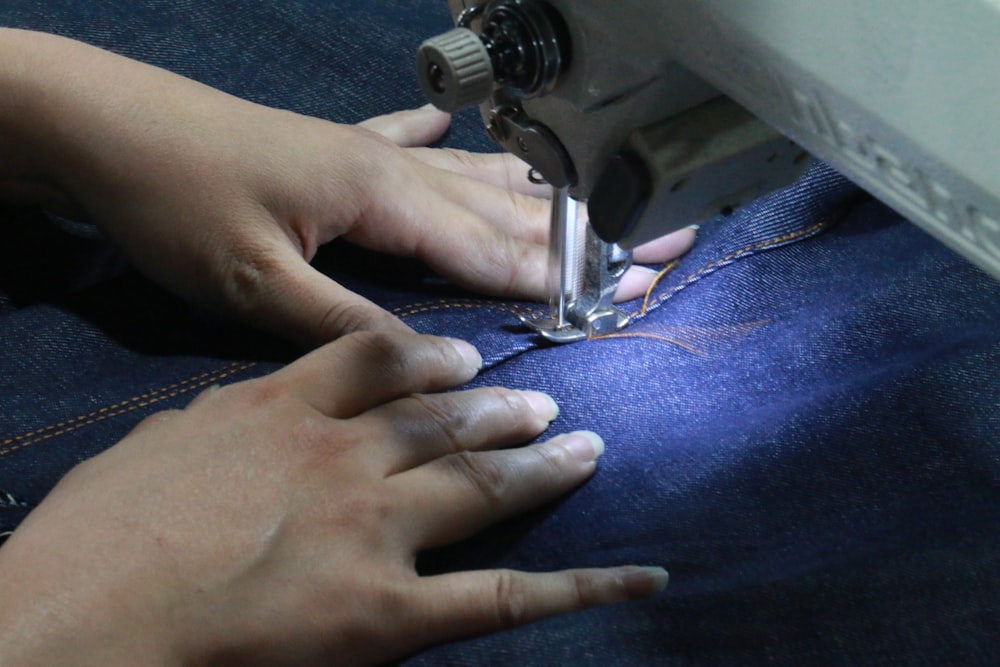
[622,566,670,598]
[557,430,605,462]
[632,265,660,276]
[687,224,700,231]
[521,391,559,422]
[447,338,483,373]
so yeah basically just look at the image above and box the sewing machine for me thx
[417,0,1000,341]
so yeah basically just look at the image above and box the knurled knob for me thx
[416,28,494,112]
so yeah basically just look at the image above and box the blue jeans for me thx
[2,2,999,664]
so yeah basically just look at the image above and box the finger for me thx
[354,387,559,474]
[614,227,699,301]
[406,147,552,198]
[350,191,551,301]
[225,241,413,346]
[419,165,552,244]
[394,431,604,549]
[411,565,669,641]
[614,266,664,302]
[358,106,451,147]
[632,226,698,264]
[269,332,483,418]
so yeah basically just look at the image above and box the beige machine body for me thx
[418,1,1000,339]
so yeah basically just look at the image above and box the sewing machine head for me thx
[416,0,809,341]
[418,1,1000,339]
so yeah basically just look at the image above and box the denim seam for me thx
[390,216,839,327]
[0,361,258,458]
[393,299,546,319]
[626,216,838,322]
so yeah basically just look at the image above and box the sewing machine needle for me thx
[549,185,580,329]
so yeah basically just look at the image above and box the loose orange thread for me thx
[639,261,680,316]
[590,331,703,354]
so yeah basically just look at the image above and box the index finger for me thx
[268,331,483,418]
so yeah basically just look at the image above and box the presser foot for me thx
[519,306,629,343]
[519,184,633,343]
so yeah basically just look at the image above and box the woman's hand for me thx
[0,29,695,346]
[0,332,667,666]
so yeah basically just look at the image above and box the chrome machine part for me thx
[519,187,632,343]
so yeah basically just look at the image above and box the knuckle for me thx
[484,387,539,433]
[496,387,534,421]
[567,569,599,609]
[493,570,530,629]
[318,301,392,338]
[524,441,569,484]
[448,451,510,508]
[320,490,393,535]
[285,413,347,457]
[342,330,416,375]
[231,374,294,410]
[215,243,286,313]
[404,393,467,454]
[342,331,457,383]
[316,576,410,654]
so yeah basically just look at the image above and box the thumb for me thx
[412,566,668,641]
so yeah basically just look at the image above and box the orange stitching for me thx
[390,216,837,326]
[0,362,258,458]
[629,217,835,318]
[0,362,252,446]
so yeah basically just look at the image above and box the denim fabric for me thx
[2,2,999,665]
